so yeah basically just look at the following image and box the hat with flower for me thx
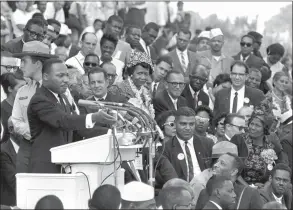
[126,50,154,71]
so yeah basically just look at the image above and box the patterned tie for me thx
[194,92,198,109]
[232,92,238,113]
[181,52,187,72]
[153,83,157,99]
[185,141,194,182]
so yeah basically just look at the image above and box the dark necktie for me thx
[36,81,40,89]
[184,141,194,182]
[193,92,198,109]
[98,98,104,101]
[232,92,238,113]
[153,83,157,98]
[58,94,67,112]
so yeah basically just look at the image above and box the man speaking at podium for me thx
[27,58,117,173]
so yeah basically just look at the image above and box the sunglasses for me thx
[84,62,98,67]
[195,116,210,123]
[240,42,252,47]
[164,122,175,127]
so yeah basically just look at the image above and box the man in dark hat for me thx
[247,31,263,58]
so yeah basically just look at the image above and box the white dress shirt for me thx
[176,48,189,69]
[225,134,231,141]
[11,139,19,153]
[272,193,283,204]
[108,57,124,85]
[264,57,284,85]
[168,93,178,110]
[65,51,85,75]
[12,9,33,37]
[1,85,7,102]
[230,86,245,113]
[44,2,65,23]
[210,201,222,209]
[48,89,95,129]
[94,93,107,101]
[177,136,201,178]
[240,54,250,62]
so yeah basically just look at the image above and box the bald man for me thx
[237,106,254,127]
[181,63,210,111]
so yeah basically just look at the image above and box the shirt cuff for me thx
[85,114,96,128]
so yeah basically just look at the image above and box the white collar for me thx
[168,92,178,104]
[139,38,147,48]
[177,136,193,144]
[176,48,188,56]
[225,133,231,141]
[231,85,245,95]
[47,89,61,102]
[240,54,250,62]
[76,51,85,60]
[210,200,222,209]
[94,93,107,101]
[272,192,283,204]
[189,84,198,96]
[10,138,19,153]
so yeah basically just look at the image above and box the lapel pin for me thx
[177,153,185,160]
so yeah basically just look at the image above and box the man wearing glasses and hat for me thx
[11,41,58,173]
[2,18,45,54]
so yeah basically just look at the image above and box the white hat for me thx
[198,31,211,39]
[121,181,154,202]
[60,23,72,36]
[210,28,224,39]
[280,109,292,124]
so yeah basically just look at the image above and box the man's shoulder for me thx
[245,85,264,96]
[117,40,131,49]
[3,37,22,47]
[215,87,230,98]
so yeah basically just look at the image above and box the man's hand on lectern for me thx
[92,110,117,125]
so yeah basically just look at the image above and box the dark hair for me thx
[94,19,103,25]
[241,34,255,43]
[142,22,159,33]
[209,175,231,196]
[205,26,212,31]
[89,184,121,209]
[166,71,184,82]
[271,163,292,178]
[85,53,100,64]
[178,28,192,39]
[88,66,108,81]
[266,43,285,57]
[224,113,244,126]
[1,73,25,95]
[107,15,124,25]
[100,33,118,48]
[226,152,244,176]
[32,12,44,19]
[249,67,262,77]
[81,32,97,42]
[213,73,232,88]
[158,186,190,210]
[156,110,176,130]
[47,18,61,27]
[126,25,141,35]
[247,31,263,40]
[125,62,153,76]
[213,112,228,128]
[155,55,173,67]
[195,105,213,122]
[230,60,249,74]
[175,107,195,119]
[42,58,63,74]
[35,195,64,209]
[25,18,45,30]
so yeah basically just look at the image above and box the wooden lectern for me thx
[50,131,143,196]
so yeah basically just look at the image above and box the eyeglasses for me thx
[0,65,19,72]
[228,123,246,131]
[240,42,252,47]
[195,116,210,123]
[84,62,98,67]
[167,81,185,88]
[189,75,208,83]
[231,72,247,77]
[25,28,45,41]
[163,122,175,127]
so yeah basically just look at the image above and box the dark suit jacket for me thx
[153,89,187,119]
[163,135,213,181]
[166,49,201,83]
[233,53,266,69]
[149,81,166,99]
[213,85,265,119]
[2,37,23,54]
[196,181,263,210]
[203,201,221,209]
[181,85,209,111]
[78,93,127,139]
[0,140,17,206]
[259,184,292,210]
[1,100,12,143]
[281,132,292,182]
[27,86,88,173]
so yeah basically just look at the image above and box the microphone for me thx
[78,99,104,108]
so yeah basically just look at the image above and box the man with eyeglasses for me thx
[237,106,254,128]
[100,62,117,88]
[153,71,187,119]
[3,18,45,54]
[232,34,266,69]
[223,114,246,142]
[213,61,265,119]
[66,32,98,75]
[46,19,61,54]
[259,163,292,210]
[247,31,263,59]
[181,63,210,111]
[83,53,100,74]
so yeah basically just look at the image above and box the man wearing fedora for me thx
[11,41,59,173]
[195,143,263,210]
[2,18,46,54]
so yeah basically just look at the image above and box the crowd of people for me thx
[0,1,292,209]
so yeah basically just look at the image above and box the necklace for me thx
[272,90,284,101]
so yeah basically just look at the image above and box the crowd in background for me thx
[0,1,293,210]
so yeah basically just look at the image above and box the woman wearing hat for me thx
[264,43,285,85]
[230,98,287,188]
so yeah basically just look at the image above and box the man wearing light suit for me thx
[166,28,201,83]
[213,60,265,119]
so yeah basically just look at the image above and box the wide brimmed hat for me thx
[13,41,57,58]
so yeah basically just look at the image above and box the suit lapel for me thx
[8,140,17,166]
[226,88,232,112]
[164,90,175,110]
[193,135,205,170]
[172,50,184,73]
[172,137,188,178]
[42,87,65,112]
